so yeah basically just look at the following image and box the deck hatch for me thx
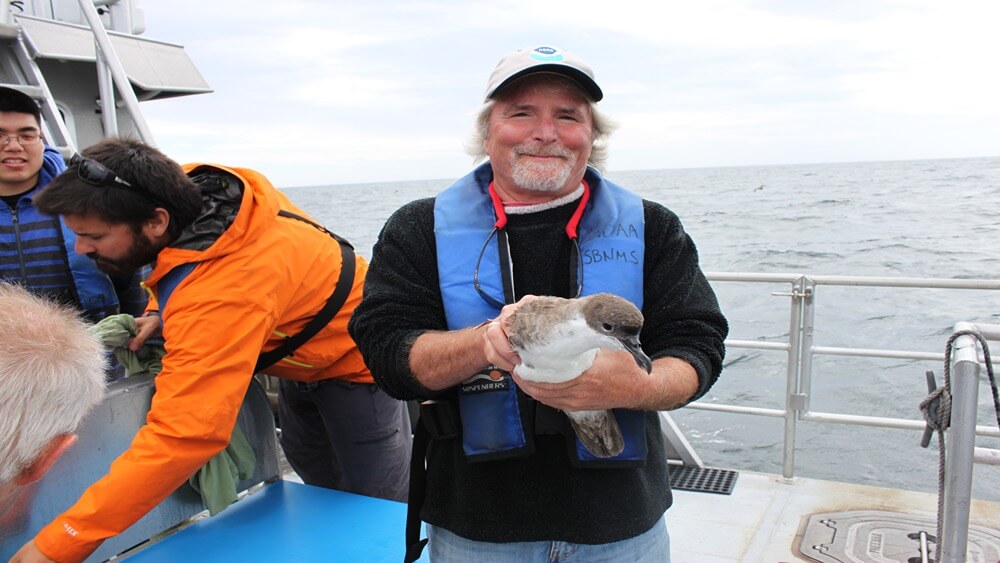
[668,465,738,495]
[798,510,1000,562]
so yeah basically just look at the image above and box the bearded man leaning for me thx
[12,140,412,562]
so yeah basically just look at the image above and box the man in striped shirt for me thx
[0,86,147,323]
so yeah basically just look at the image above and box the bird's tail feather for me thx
[567,410,625,458]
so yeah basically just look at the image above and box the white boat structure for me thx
[0,3,997,562]
[0,0,208,155]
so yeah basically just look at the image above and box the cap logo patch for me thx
[530,46,564,62]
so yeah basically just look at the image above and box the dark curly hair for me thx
[34,138,202,239]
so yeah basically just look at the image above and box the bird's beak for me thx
[622,336,652,373]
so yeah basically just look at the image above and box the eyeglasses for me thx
[474,227,514,309]
[70,154,136,189]
[0,133,42,146]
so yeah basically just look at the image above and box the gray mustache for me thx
[513,145,572,158]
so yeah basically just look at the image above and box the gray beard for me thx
[509,155,575,194]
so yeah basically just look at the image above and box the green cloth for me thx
[187,420,256,515]
[87,314,165,377]
[89,314,256,515]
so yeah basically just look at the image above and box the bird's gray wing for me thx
[566,410,625,458]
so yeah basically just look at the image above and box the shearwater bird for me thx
[506,293,653,457]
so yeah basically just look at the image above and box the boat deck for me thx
[667,470,1000,562]
[276,460,1000,561]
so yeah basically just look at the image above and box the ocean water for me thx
[282,156,1000,501]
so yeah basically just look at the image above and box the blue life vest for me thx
[0,147,120,321]
[434,163,648,467]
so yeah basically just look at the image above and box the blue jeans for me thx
[427,516,669,562]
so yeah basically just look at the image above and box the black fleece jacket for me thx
[348,191,727,544]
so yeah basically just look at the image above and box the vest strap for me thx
[404,411,434,562]
[417,400,460,440]
[254,210,356,373]
[404,425,430,563]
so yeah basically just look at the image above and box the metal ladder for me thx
[0,17,75,157]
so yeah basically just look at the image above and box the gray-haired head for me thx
[0,283,107,484]
[466,46,617,173]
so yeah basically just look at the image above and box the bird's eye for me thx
[602,323,613,331]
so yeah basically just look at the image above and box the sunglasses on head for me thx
[70,153,137,190]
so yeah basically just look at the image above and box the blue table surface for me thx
[125,481,427,562]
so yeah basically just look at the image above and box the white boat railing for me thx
[689,273,1000,560]
[689,273,1000,477]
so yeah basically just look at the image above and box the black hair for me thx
[0,86,42,125]
[34,138,202,239]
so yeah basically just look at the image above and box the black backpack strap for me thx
[255,210,356,373]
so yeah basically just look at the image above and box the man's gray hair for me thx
[0,283,106,483]
[465,73,617,173]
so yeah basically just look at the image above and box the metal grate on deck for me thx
[668,465,738,495]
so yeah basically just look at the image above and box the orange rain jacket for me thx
[35,164,371,561]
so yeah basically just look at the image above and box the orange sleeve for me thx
[33,275,275,561]
[33,409,236,561]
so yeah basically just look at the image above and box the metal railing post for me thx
[76,0,156,146]
[95,55,118,136]
[780,276,806,480]
[939,323,981,561]
[797,277,816,416]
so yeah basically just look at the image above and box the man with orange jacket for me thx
[12,138,411,562]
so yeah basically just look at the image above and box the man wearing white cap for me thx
[349,46,728,562]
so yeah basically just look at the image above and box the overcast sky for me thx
[135,0,1000,188]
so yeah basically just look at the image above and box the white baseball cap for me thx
[484,46,603,102]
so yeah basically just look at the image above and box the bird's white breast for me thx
[512,316,602,383]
